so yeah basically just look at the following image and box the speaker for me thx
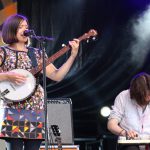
[47,98,74,145]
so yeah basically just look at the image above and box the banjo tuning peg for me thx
[62,43,66,47]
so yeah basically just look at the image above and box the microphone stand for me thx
[39,40,48,150]
[29,32,54,150]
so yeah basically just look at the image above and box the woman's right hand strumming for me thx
[0,72,27,85]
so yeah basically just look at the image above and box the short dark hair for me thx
[2,14,28,44]
[130,72,150,106]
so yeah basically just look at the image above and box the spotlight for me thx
[100,106,111,117]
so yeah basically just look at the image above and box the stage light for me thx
[100,106,111,117]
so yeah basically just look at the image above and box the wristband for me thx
[119,129,125,136]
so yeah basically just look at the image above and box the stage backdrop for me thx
[17,0,150,139]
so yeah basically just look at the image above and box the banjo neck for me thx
[30,45,71,76]
[30,29,98,76]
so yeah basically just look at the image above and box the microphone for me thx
[23,29,35,37]
[23,29,54,41]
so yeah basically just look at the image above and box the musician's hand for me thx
[126,130,138,139]
[69,38,79,58]
[6,72,27,85]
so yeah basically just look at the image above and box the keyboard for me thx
[118,136,150,144]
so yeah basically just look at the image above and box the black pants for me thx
[5,138,43,150]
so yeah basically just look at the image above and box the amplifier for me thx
[47,98,74,144]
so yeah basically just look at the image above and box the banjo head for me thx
[0,69,36,102]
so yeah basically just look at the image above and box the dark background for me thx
[17,0,150,149]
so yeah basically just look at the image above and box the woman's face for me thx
[16,20,28,43]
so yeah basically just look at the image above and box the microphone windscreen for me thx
[24,30,34,37]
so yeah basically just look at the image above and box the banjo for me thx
[0,29,97,102]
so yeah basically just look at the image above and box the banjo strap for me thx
[27,47,38,68]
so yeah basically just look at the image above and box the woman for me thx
[0,14,79,150]
[107,72,150,150]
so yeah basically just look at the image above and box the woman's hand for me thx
[69,39,79,58]
[6,72,27,85]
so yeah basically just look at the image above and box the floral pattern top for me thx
[0,46,46,111]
